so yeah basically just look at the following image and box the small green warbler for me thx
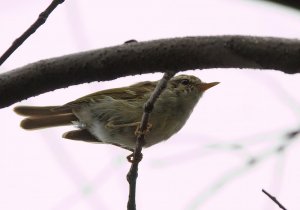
[14,75,219,151]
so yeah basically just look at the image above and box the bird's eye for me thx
[181,79,189,85]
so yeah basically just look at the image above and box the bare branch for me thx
[0,0,65,66]
[186,138,293,209]
[1,35,300,109]
[287,129,300,139]
[263,0,300,11]
[262,189,287,210]
[126,72,175,210]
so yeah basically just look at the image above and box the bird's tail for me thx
[14,105,77,130]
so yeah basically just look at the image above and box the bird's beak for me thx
[198,82,220,91]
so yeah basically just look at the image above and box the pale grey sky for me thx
[1,0,300,210]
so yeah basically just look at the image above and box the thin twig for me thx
[186,138,294,210]
[287,129,300,139]
[262,189,287,210]
[0,0,65,66]
[126,72,175,210]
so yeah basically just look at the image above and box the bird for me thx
[14,74,219,151]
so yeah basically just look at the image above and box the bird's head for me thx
[169,74,219,99]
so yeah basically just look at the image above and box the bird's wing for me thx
[54,81,157,111]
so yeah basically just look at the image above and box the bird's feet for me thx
[134,123,152,136]
[127,152,143,163]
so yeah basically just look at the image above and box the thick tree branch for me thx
[263,0,300,11]
[1,35,300,109]
[0,0,65,66]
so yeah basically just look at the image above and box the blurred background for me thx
[1,0,300,209]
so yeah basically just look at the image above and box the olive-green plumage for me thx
[14,75,219,150]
